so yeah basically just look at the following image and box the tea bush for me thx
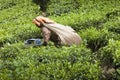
[0,0,120,80]
[0,0,41,46]
[98,40,120,79]
[80,27,109,52]
[46,0,81,16]
[0,43,100,80]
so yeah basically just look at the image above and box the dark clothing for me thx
[41,26,60,45]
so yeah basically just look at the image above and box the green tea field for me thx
[0,0,120,80]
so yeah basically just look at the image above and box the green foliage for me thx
[0,0,120,80]
[98,40,120,65]
[80,27,109,52]
[0,0,41,46]
[0,44,100,80]
[46,0,81,16]
[98,39,120,79]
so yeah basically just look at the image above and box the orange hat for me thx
[32,19,42,27]
[35,16,54,23]
[32,16,55,27]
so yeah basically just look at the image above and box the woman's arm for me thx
[41,27,51,46]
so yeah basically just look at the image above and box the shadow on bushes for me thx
[97,40,120,80]
[105,10,120,19]
[87,39,108,52]
[81,28,109,52]
[32,0,50,12]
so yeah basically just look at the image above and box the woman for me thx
[32,16,82,46]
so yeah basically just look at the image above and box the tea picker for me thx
[32,16,82,46]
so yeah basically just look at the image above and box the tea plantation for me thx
[0,0,120,80]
